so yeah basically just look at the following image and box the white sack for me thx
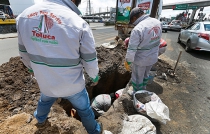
[145,94,171,124]
[121,115,156,134]
[133,90,170,124]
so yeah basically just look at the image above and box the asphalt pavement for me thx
[162,31,210,92]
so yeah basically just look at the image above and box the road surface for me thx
[162,31,210,91]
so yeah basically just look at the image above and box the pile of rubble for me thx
[0,44,186,133]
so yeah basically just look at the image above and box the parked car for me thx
[169,20,182,31]
[0,11,5,20]
[161,21,169,33]
[177,22,210,52]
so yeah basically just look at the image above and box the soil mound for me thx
[0,45,199,133]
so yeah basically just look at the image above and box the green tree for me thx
[176,12,185,20]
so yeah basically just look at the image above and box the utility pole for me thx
[89,0,91,15]
[107,6,108,18]
[86,0,92,15]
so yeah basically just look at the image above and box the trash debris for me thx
[157,73,167,80]
[148,71,157,84]
[115,88,125,99]
[26,115,33,123]
[102,36,125,49]
[102,42,118,49]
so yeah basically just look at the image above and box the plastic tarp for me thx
[121,115,156,134]
[133,90,170,124]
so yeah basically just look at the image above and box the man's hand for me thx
[90,75,99,86]
[91,81,98,86]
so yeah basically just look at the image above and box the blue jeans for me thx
[34,88,101,134]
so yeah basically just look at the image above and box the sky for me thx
[9,0,210,18]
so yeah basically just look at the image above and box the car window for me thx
[204,24,210,31]
[190,23,200,30]
[162,22,166,25]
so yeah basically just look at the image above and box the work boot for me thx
[35,119,49,129]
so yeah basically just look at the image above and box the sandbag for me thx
[120,115,156,134]
[133,90,170,124]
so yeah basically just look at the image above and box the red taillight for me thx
[198,33,209,40]
[195,47,201,50]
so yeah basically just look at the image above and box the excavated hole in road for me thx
[59,69,131,120]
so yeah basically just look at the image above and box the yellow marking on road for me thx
[166,39,174,51]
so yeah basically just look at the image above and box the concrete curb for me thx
[0,33,17,39]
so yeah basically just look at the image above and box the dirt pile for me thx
[0,45,131,133]
[0,57,39,120]
[0,45,205,133]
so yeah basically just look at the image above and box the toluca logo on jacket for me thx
[148,26,161,43]
[31,14,58,45]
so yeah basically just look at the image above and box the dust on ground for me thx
[0,45,210,134]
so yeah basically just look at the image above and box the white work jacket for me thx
[16,0,98,97]
[126,15,162,66]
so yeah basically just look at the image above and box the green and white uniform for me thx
[16,0,98,97]
[125,15,162,91]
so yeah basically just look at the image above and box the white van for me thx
[0,11,6,20]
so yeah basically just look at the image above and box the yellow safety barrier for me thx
[0,19,16,24]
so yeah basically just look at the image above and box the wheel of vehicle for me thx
[165,30,167,33]
[177,34,181,43]
[185,40,192,52]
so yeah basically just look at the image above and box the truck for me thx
[115,0,163,39]
[0,1,16,33]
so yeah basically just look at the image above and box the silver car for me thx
[162,21,169,33]
[177,22,210,52]
[169,20,182,31]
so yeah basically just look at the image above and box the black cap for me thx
[129,7,144,24]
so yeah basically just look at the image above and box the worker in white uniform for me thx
[125,7,162,91]
[16,0,101,133]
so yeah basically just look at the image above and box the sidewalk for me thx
[0,23,112,39]
[0,33,17,39]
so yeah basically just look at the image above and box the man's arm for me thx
[79,22,99,83]
[16,18,33,72]
[125,29,141,63]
